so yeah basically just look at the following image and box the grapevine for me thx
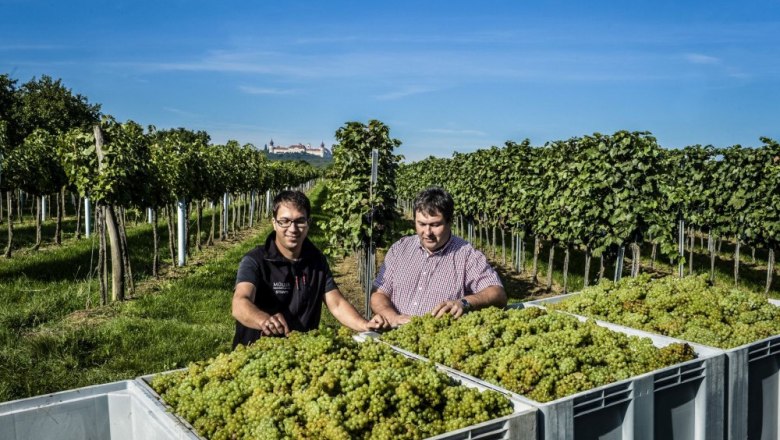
[381,307,695,403]
[151,327,512,440]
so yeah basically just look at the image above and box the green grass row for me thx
[0,204,248,332]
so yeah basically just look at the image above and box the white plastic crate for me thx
[0,380,197,440]
[138,359,538,440]
[367,309,727,440]
[528,294,780,440]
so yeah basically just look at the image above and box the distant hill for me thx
[263,151,333,169]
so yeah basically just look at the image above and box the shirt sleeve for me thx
[464,248,503,294]
[322,257,338,293]
[235,255,260,288]
[373,242,398,298]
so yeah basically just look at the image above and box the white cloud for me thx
[726,70,750,79]
[123,48,684,84]
[163,107,201,118]
[107,42,754,87]
[239,86,299,95]
[684,53,721,65]
[421,128,487,137]
[374,86,439,101]
[0,44,65,51]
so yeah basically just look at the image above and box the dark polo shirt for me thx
[232,231,337,348]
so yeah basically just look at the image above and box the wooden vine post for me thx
[94,124,125,302]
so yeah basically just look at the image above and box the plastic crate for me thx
[368,310,727,440]
[0,380,197,440]
[138,361,538,440]
[528,294,780,440]
[711,298,780,440]
[726,332,780,440]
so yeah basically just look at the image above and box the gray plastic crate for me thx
[368,310,726,440]
[527,294,780,440]
[0,380,197,440]
[727,332,780,440]
[138,360,538,440]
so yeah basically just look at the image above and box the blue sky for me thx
[2,0,779,161]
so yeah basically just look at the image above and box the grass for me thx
[0,205,236,333]
[0,195,283,402]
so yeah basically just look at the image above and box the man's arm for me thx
[431,285,507,319]
[468,284,507,309]
[324,288,389,332]
[232,281,289,335]
[432,244,507,319]
[369,241,413,327]
[370,288,412,327]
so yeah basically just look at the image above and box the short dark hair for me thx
[414,187,454,224]
[273,190,311,219]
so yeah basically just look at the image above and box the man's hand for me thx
[259,312,290,336]
[363,314,391,331]
[384,313,412,327]
[370,289,412,327]
[431,299,467,319]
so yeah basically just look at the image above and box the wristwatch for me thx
[459,298,471,311]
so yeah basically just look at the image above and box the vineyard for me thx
[2,73,780,439]
[1,74,319,306]
[395,133,780,295]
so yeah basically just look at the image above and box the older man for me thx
[370,187,507,327]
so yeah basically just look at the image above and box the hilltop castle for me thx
[265,139,331,158]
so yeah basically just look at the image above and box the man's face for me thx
[415,210,451,253]
[273,203,309,254]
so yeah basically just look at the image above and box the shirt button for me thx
[413,302,418,306]
[418,287,422,290]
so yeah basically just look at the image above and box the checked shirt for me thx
[373,234,503,316]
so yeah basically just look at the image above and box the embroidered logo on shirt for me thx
[273,281,292,296]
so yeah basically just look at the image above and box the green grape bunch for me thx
[550,274,780,349]
[150,327,513,439]
[381,307,695,403]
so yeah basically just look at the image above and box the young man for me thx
[232,190,387,347]
[370,187,507,327]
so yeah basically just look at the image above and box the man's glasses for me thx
[274,217,309,229]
